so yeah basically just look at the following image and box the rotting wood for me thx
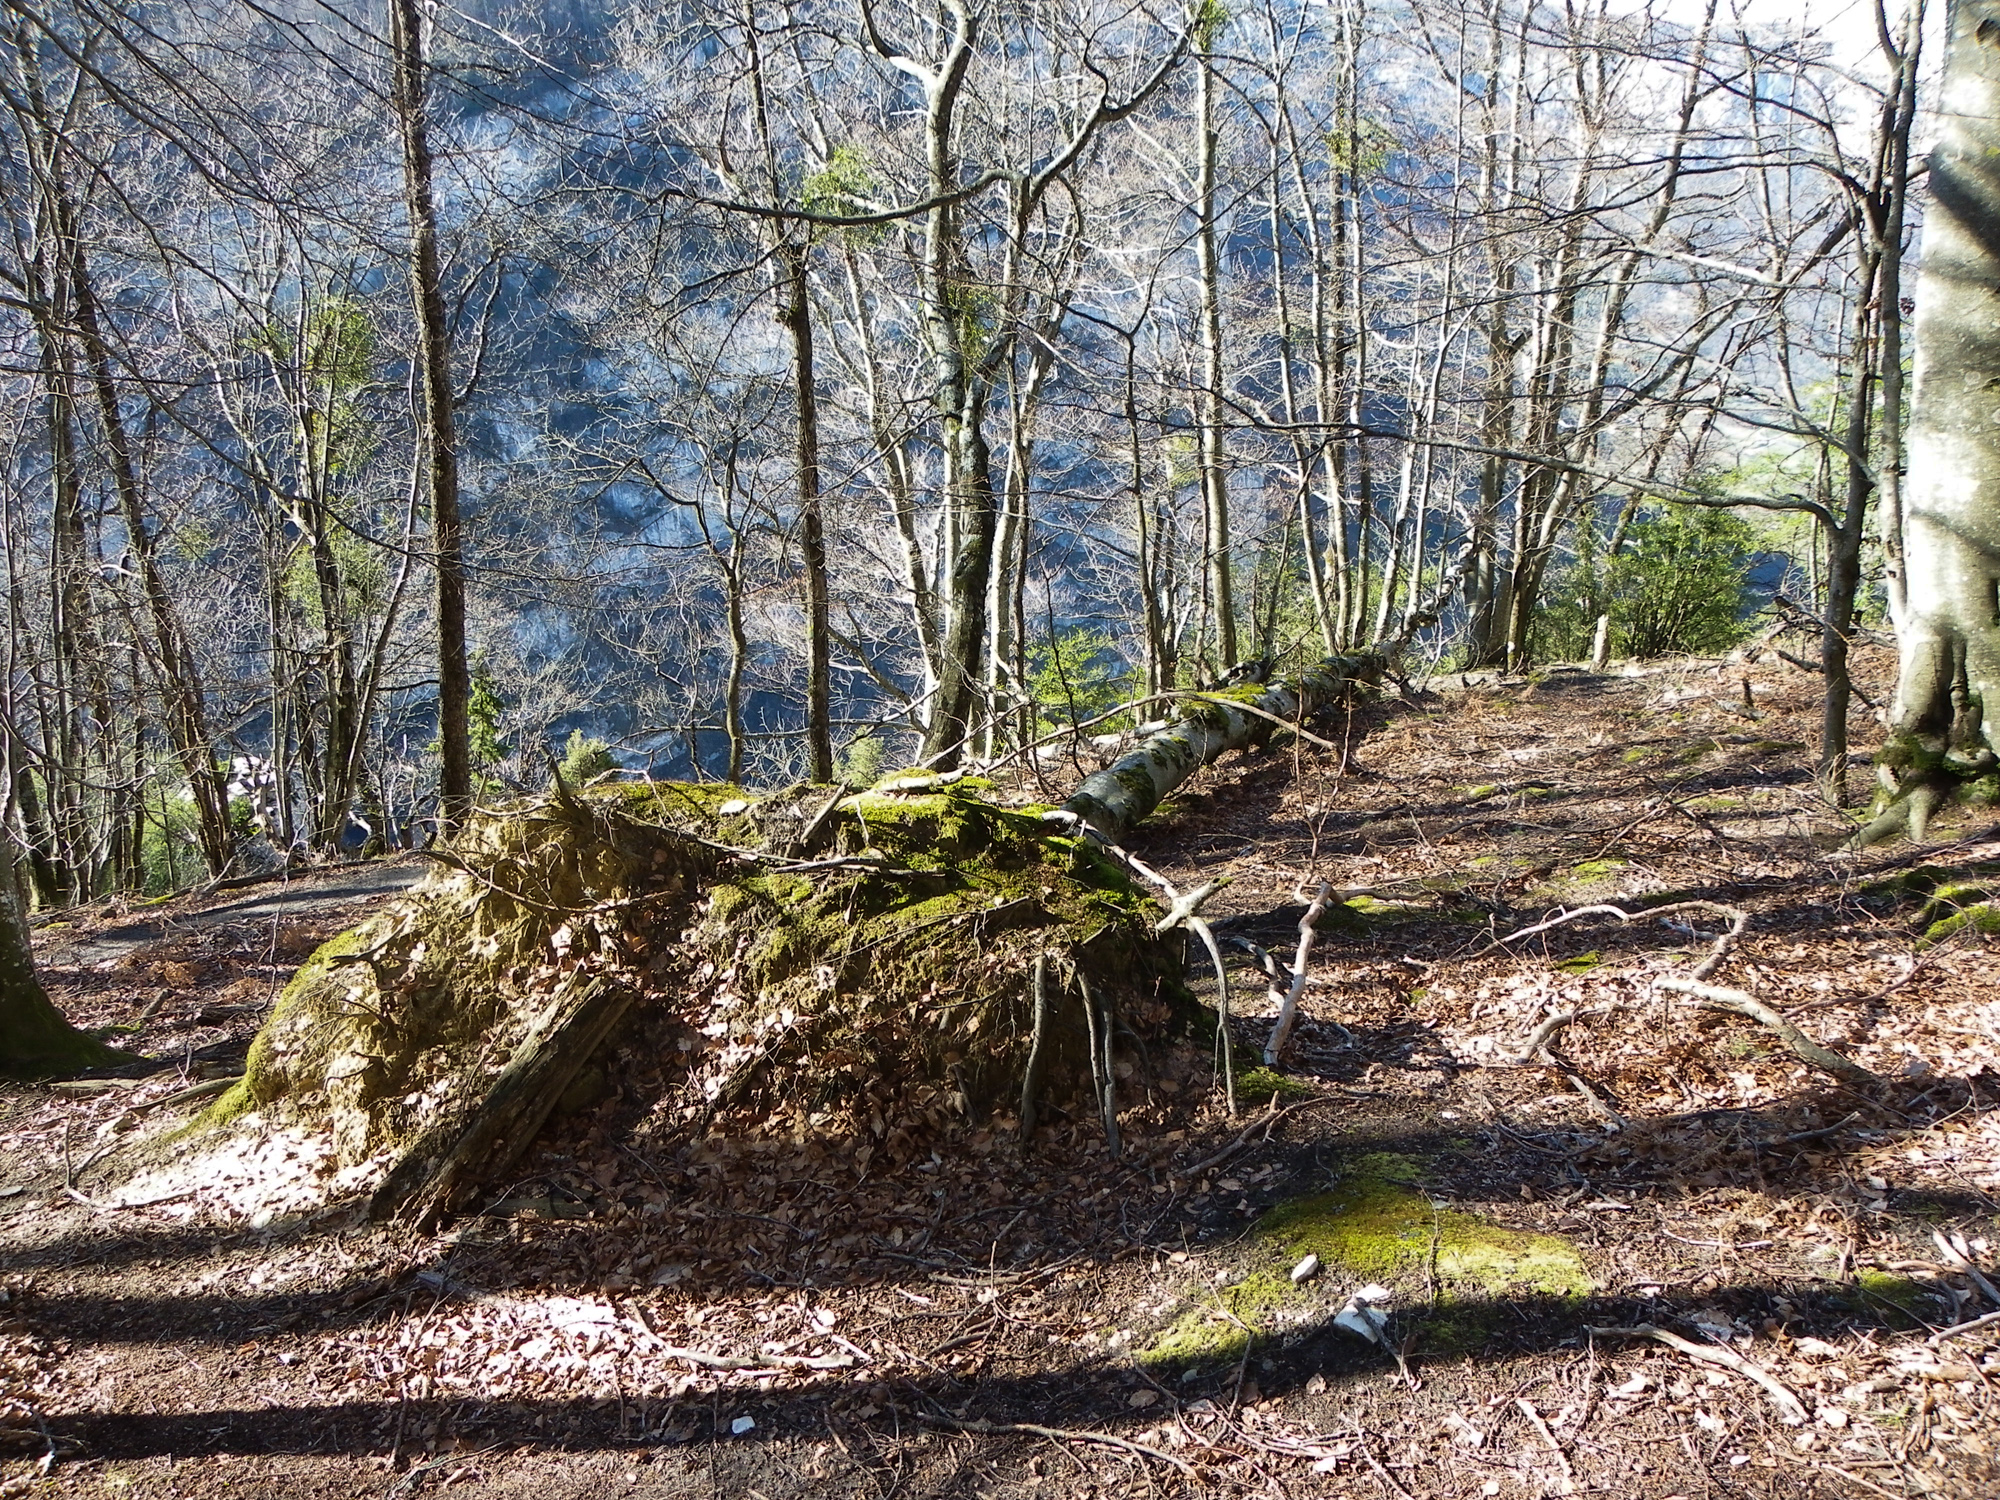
[370,972,637,1227]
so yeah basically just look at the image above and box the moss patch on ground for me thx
[1846,1270,1944,1330]
[1233,1066,1317,1104]
[1139,1152,1591,1370]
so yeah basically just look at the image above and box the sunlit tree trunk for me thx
[0,879,116,1077]
[388,0,471,832]
[1878,0,2000,838]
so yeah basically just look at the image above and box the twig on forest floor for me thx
[1654,977,1878,1084]
[1170,1092,1352,1180]
[641,1338,854,1372]
[1516,1398,1573,1480]
[1263,882,1332,1065]
[1501,1001,1629,1065]
[1489,900,1877,1086]
[1585,1323,1806,1423]
[1930,1310,2000,1345]
[1351,1427,1417,1500]
[920,1414,1197,1478]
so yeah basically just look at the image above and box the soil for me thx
[5,646,2000,1499]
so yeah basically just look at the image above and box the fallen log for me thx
[1062,654,1385,839]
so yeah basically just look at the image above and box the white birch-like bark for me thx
[1892,0,2000,768]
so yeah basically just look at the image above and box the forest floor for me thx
[5,642,2000,1500]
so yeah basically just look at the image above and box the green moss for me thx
[1846,1271,1939,1329]
[177,777,1203,1195]
[1234,1066,1316,1103]
[1555,951,1602,974]
[1459,784,1498,801]
[1139,1154,1590,1371]
[1567,859,1627,882]
[1620,748,1650,763]
[1919,902,2000,949]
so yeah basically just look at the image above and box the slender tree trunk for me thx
[388,0,471,833]
[1195,43,1235,672]
[780,247,834,782]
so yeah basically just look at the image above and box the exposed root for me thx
[141,779,1198,1221]
[1497,900,1876,1088]
[1848,781,1943,851]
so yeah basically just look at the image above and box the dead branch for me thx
[1585,1323,1806,1423]
[1930,1310,2000,1345]
[1174,1096,1281,1179]
[923,1415,1197,1479]
[1264,882,1332,1065]
[1172,1094,1356,1180]
[663,1344,853,1372]
[1019,954,1050,1142]
[792,781,851,854]
[1188,915,1237,1117]
[1494,900,1873,1085]
[1654,977,1878,1084]
[1515,1398,1574,1480]
[1502,1001,1629,1064]
[1078,968,1120,1157]
[1351,1427,1418,1500]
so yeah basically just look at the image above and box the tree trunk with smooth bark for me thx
[1873,0,2000,842]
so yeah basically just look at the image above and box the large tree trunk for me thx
[1875,0,2000,841]
[0,881,119,1077]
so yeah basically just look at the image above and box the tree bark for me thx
[389,0,471,833]
[1885,0,2000,812]
[0,881,118,1077]
[1063,654,1382,839]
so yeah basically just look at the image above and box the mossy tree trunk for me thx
[0,882,118,1077]
[1875,0,2000,840]
[1064,654,1383,839]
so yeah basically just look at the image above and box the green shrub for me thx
[1537,506,1757,662]
[557,729,616,786]
[1029,626,1132,734]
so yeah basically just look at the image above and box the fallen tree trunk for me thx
[1062,654,1385,839]
[369,971,638,1226]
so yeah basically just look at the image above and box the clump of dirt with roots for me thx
[124,776,1199,1225]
